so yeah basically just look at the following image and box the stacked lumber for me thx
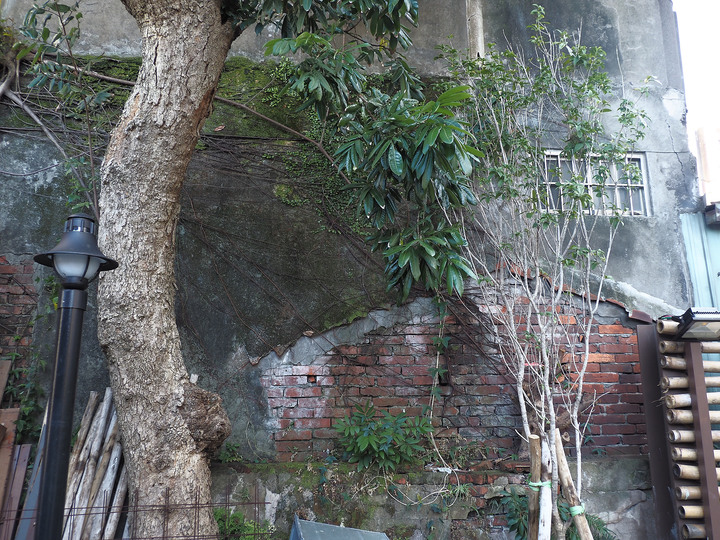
[61,387,127,540]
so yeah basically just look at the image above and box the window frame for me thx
[542,151,649,217]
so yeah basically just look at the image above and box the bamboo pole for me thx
[679,505,705,519]
[668,429,720,443]
[659,341,720,354]
[528,434,541,540]
[660,376,720,391]
[682,523,706,539]
[671,447,720,462]
[554,429,593,540]
[660,355,720,372]
[666,409,720,424]
[676,485,720,500]
[665,393,720,408]
[673,463,720,481]
[657,319,680,335]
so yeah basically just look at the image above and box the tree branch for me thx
[3,88,97,219]
[58,65,353,184]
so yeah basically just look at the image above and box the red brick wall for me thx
[0,256,38,373]
[261,301,648,462]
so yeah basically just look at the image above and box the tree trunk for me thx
[97,0,234,536]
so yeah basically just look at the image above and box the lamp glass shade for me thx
[52,253,102,281]
[34,214,118,289]
[680,320,720,340]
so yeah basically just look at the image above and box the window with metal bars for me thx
[542,152,648,216]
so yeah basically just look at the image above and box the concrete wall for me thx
[0,0,473,73]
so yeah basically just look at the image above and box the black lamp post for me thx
[33,214,117,540]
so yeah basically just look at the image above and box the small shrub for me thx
[213,508,271,539]
[334,401,433,471]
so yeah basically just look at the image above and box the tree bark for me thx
[97,0,234,536]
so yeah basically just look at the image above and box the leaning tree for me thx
[94,0,429,536]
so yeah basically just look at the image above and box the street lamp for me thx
[676,307,720,340]
[33,214,117,540]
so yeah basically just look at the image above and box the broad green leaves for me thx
[334,402,433,471]
[224,0,418,54]
[375,223,476,298]
[236,0,477,301]
[334,86,479,300]
[265,33,368,119]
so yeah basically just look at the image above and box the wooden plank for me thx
[15,410,47,540]
[0,444,31,540]
[0,362,12,400]
[0,409,20,512]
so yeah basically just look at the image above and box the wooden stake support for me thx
[554,429,593,540]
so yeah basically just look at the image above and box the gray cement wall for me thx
[0,0,472,74]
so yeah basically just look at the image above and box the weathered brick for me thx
[599,362,634,373]
[586,353,616,363]
[598,324,632,335]
[285,387,322,398]
[401,365,433,376]
[585,373,619,383]
[382,355,417,366]
[602,424,636,435]
[293,418,331,429]
[297,397,331,408]
[281,408,315,419]
[275,430,312,441]
[359,387,387,396]
[312,428,339,439]
[597,343,635,354]
[405,332,435,344]
[268,398,297,408]
[291,365,331,376]
[365,366,402,377]
[604,403,640,414]
[374,397,405,407]
[271,375,307,386]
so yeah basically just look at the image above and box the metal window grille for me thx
[543,152,648,216]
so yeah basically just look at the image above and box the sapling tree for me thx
[435,6,647,538]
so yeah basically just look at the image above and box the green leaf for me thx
[409,250,421,280]
[422,125,441,153]
[388,144,404,176]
